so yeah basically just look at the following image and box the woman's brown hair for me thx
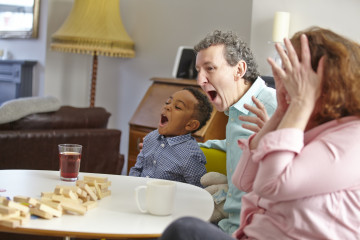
[290,27,360,124]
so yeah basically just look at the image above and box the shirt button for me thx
[231,118,234,122]
[228,193,232,197]
[227,142,230,146]
[161,143,165,148]
[153,160,156,164]
[229,168,233,173]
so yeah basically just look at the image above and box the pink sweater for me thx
[232,116,360,239]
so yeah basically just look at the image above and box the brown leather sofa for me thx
[0,106,124,174]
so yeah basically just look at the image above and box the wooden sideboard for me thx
[127,77,228,174]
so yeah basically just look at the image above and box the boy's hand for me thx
[239,96,269,133]
[137,137,145,152]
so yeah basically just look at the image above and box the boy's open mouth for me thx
[208,90,217,101]
[160,114,169,125]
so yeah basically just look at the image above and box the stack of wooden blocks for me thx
[0,175,111,228]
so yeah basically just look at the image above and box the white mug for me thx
[135,179,176,216]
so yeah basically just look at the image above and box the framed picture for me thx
[172,46,198,79]
[0,0,40,39]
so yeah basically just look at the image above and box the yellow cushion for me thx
[201,147,227,175]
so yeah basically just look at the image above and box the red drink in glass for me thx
[59,151,81,181]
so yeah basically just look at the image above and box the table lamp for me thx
[50,0,135,107]
[271,11,290,65]
[272,11,290,43]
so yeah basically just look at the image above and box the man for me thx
[194,30,277,234]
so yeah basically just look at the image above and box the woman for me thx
[159,27,360,239]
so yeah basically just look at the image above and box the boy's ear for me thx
[185,119,200,132]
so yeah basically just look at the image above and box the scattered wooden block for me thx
[0,219,20,228]
[39,199,63,211]
[2,199,30,214]
[94,181,102,199]
[78,183,98,201]
[82,201,98,211]
[84,175,108,183]
[0,211,20,220]
[41,192,54,198]
[98,181,111,189]
[30,208,53,220]
[0,205,17,215]
[12,215,30,225]
[13,196,38,206]
[63,189,78,200]
[0,197,7,204]
[37,203,62,218]
[51,194,82,204]
[101,190,111,198]
[61,201,87,215]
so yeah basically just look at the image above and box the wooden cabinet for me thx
[127,77,228,174]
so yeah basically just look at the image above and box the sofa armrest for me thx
[0,129,124,175]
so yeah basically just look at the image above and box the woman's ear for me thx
[235,60,247,79]
[185,119,200,132]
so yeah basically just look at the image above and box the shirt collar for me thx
[224,77,266,115]
[156,130,192,146]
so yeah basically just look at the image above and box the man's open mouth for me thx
[208,90,217,101]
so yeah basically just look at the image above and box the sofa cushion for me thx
[0,106,111,130]
[0,96,61,124]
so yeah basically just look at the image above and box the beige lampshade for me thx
[51,0,135,58]
[272,12,290,43]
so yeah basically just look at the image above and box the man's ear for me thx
[185,119,200,132]
[235,60,247,80]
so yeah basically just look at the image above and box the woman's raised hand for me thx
[268,34,325,111]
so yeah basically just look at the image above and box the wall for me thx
[44,0,253,174]
[250,0,360,75]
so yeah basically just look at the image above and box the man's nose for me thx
[196,71,208,86]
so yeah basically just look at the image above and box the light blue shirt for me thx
[130,130,207,187]
[199,77,277,234]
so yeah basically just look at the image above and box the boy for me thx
[129,87,213,187]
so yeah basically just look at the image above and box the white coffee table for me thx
[0,169,214,239]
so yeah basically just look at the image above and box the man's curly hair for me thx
[183,87,213,133]
[194,30,259,83]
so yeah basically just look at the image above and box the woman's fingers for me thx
[300,34,311,68]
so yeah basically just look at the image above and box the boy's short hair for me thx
[183,87,213,133]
